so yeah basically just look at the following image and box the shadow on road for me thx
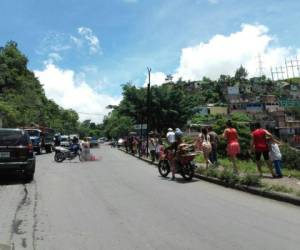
[0,174,28,186]
[158,176,199,184]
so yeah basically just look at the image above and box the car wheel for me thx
[36,147,41,155]
[45,145,52,153]
[24,172,34,183]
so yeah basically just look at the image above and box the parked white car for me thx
[117,138,124,147]
[60,135,70,147]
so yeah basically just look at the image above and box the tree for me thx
[234,65,248,81]
[0,41,81,132]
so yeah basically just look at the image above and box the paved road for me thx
[0,145,299,250]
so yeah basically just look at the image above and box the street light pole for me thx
[146,67,151,157]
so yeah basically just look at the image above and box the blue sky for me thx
[1,0,300,121]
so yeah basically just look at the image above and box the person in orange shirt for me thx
[222,120,240,174]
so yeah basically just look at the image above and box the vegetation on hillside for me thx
[0,41,101,136]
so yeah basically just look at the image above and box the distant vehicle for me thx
[60,135,70,147]
[0,128,36,182]
[90,137,99,148]
[109,139,117,147]
[69,134,79,141]
[24,127,54,154]
[117,138,124,147]
[98,137,108,144]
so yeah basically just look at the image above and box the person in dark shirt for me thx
[208,126,219,166]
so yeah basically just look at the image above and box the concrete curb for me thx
[119,148,300,207]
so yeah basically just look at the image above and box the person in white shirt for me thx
[166,128,175,144]
[268,138,283,178]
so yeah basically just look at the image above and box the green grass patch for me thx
[218,169,239,186]
[194,153,205,163]
[239,173,261,187]
[282,169,300,180]
[206,167,220,178]
[261,183,300,197]
[262,183,295,195]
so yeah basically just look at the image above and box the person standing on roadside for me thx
[223,120,240,174]
[81,137,91,161]
[148,132,157,162]
[155,138,163,161]
[251,122,276,177]
[268,137,283,178]
[198,128,212,169]
[166,128,175,144]
[208,126,219,166]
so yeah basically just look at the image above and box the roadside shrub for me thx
[280,144,300,170]
[182,135,195,144]
[212,114,252,159]
[195,167,205,175]
[206,167,219,178]
[219,168,239,186]
[239,173,261,187]
[268,184,294,194]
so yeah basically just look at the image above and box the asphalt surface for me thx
[0,145,300,250]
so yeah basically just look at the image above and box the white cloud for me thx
[144,72,167,87]
[174,23,297,81]
[34,64,120,123]
[70,35,83,47]
[44,52,62,65]
[77,27,101,54]
[38,28,101,58]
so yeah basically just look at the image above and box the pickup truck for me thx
[24,128,54,154]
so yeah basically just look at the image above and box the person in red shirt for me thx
[223,120,240,174]
[251,122,276,177]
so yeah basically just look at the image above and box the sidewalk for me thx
[119,148,300,206]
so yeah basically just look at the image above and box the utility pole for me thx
[146,67,151,157]
[270,67,274,81]
[285,59,289,79]
[257,54,264,77]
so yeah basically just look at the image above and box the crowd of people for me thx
[122,120,283,179]
[194,121,283,178]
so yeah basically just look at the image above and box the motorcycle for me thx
[158,145,197,181]
[54,144,81,162]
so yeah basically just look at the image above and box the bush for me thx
[280,144,300,170]
[269,184,294,194]
[239,173,261,187]
[195,167,206,175]
[206,167,219,178]
[219,168,239,186]
[205,113,252,159]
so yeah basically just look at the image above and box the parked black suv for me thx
[0,128,36,182]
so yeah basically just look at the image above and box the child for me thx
[268,138,283,178]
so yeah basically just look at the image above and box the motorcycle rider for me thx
[166,128,175,144]
[69,136,81,155]
[166,128,184,180]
